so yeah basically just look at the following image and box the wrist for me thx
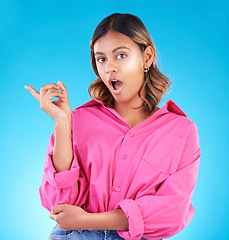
[55,113,71,125]
[55,115,71,130]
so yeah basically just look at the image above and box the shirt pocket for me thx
[142,131,185,174]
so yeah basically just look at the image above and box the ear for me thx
[143,46,155,68]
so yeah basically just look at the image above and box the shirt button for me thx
[129,132,134,138]
[122,154,127,159]
[115,187,121,192]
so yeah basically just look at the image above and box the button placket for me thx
[111,131,133,196]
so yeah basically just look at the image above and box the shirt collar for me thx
[157,99,187,117]
[76,98,187,118]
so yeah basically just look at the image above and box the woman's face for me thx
[93,30,146,109]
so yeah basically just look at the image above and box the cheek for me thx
[125,59,144,82]
[124,56,143,74]
[96,64,104,78]
[96,65,108,85]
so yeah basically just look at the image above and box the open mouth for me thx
[111,80,123,91]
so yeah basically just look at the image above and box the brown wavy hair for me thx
[89,13,170,113]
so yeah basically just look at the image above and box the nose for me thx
[105,59,117,74]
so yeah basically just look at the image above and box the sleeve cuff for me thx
[115,199,144,240]
[43,151,80,190]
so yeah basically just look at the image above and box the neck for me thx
[114,102,158,128]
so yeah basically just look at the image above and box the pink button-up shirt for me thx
[39,99,200,240]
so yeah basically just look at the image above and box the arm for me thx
[39,128,89,211]
[25,81,89,211]
[50,205,129,231]
[25,80,73,172]
[90,209,129,231]
[53,117,73,172]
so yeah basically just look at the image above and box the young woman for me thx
[25,13,200,240]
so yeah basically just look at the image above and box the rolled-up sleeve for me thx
[39,132,89,212]
[116,122,201,240]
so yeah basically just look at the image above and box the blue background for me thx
[0,0,228,239]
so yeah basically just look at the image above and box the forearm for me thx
[53,116,73,172]
[87,209,129,231]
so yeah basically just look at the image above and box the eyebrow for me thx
[94,46,130,56]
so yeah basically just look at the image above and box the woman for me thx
[25,13,200,240]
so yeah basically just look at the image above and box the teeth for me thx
[111,80,117,89]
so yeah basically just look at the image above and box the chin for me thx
[113,97,138,107]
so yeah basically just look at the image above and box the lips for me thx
[109,78,123,94]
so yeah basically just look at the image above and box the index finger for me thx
[51,204,65,214]
[24,85,40,102]
[50,212,58,221]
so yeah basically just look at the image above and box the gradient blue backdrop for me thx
[0,0,228,239]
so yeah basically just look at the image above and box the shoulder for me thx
[72,99,103,115]
[158,99,198,138]
[71,99,112,126]
[159,99,193,122]
[73,99,102,110]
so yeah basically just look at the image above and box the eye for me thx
[97,57,106,63]
[117,54,127,59]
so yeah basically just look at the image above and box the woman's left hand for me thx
[50,204,90,230]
